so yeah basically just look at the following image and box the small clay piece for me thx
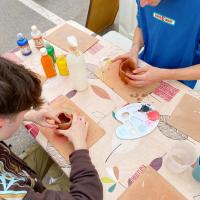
[119,58,137,84]
[56,112,73,130]
[142,93,148,97]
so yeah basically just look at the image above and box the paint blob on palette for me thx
[115,103,160,140]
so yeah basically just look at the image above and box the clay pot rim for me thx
[119,58,137,83]
[56,112,73,130]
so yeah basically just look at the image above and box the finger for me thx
[72,113,78,123]
[125,78,145,88]
[126,73,145,81]
[132,58,138,65]
[45,112,60,123]
[85,122,89,130]
[133,66,148,74]
[84,122,89,135]
[40,122,58,129]
[55,129,69,137]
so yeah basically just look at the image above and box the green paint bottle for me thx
[44,41,56,63]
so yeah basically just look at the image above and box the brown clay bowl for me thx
[119,58,137,84]
[56,112,73,130]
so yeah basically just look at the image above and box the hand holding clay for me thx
[56,113,89,150]
[119,58,137,84]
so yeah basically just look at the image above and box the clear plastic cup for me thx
[164,141,197,174]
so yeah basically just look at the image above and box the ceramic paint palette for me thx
[115,103,160,140]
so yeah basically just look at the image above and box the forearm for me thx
[130,26,144,56]
[69,150,103,200]
[25,150,103,200]
[160,64,200,80]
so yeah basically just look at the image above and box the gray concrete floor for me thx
[0,0,54,54]
[1,0,118,155]
[33,0,90,26]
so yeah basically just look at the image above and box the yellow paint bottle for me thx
[56,54,69,76]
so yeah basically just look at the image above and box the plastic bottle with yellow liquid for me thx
[56,54,69,76]
[40,48,56,78]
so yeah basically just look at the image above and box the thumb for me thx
[54,129,70,137]
[40,122,58,129]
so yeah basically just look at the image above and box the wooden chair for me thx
[86,0,119,33]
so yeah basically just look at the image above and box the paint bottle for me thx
[44,41,56,63]
[192,156,200,182]
[56,53,69,76]
[40,48,56,78]
[31,25,44,49]
[16,33,32,56]
[67,36,88,91]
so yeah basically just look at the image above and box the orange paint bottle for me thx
[40,48,56,78]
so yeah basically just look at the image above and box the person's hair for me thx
[0,56,43,116]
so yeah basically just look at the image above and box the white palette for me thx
[115,103,160,140]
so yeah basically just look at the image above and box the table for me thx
[12,20,200,200]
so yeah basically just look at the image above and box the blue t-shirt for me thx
[136,0,200,88]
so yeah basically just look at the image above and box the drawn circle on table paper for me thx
[111,136,140,155]
[115,103,160,140]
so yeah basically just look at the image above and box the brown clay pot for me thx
[56,112,73,130]
[119,58,137,84]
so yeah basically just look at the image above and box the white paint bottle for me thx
[31,25,44,49]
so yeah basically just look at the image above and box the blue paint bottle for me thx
[17,33,32,56]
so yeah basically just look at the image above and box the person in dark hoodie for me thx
[0,56,103,200]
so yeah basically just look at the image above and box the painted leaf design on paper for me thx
[150,157,163,171]
[101,177,115,184]
[25,123,39,138]
[106,168,118,182]
[158,115,188,140]
[66,90,77,98]
[112,111,117,120]
[91,85,111,100]
[113,166,119,180]
[108,183,117,192]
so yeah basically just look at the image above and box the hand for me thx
[112,52,138,66]
[125,65,163,87]
[24,107,60,129]
[56,114,89,150]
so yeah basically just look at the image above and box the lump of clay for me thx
[56,112,73,130]
[119,58,137,84]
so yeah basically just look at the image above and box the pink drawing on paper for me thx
[153,81,179,102]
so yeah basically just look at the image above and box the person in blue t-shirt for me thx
[114,0,200,89]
